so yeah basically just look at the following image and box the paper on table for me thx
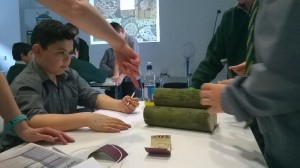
[72,157,104,168]
[95,102,145,126]
[0,143,83,168]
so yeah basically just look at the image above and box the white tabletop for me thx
[0,103,266,167]
[89,77,116,87]
[37,103,267,168]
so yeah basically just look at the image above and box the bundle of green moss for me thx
[144,88,217,133]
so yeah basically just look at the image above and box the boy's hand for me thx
[87,113,131,132]
[119,96,139,113]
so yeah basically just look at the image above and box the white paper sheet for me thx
[0,143,83,168]
[72,157,104,168]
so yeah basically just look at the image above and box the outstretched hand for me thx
[114,44,140,89]
[15,123,74,145]
[87,113,131,132]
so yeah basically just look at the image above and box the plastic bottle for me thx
[143,62,156,105]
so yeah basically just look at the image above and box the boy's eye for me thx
[57,50,70,57]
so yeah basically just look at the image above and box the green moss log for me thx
[153,88,208,109]
[144,106,217,132]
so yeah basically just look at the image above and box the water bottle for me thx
[144,62,156,103]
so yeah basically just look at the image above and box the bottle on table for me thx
[143,62,155,106]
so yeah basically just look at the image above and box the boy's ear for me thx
[32,44,42,58]
[120,29,125,34]
[20,53,25,58]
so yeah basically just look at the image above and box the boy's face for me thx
[33,40,73,77]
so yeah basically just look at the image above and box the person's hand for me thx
[113,44,140,89]
[87,113,131,132]
[112,74,119,82]
[228,61,246,75]
[14,122,74,145]
[115,73,126,86]
[118,96,139,114]
[200,83,226,113]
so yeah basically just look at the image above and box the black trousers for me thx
[250,119,265,153]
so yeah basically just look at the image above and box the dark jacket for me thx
[191,6,250,88]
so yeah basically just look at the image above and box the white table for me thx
[89,78,116,87]
[1,103,266,167]
[37,103,267,168]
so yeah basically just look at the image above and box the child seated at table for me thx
[6,42,33,84]
[0,20,139,152]
[69,40,107,83]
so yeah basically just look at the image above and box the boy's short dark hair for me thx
[110,22,124,33]
[12,42,32,61]
[31,19,75,49]
[65,23,79,36]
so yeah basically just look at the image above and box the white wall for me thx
[88,0,236,80]
[0,0,21,131]
[0,0,21,73]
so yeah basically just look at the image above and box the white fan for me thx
[182,42,195,59]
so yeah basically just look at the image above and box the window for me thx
[89,0,160,44]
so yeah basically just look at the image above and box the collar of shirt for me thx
[15,60,26,65]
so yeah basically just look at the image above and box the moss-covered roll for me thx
[153,88,208,109]
[144,106,217,132]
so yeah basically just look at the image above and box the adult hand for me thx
[112,74,120,82]
[200,83,226,113]
[228,61,246,76]
[115,73,126,86]
[87,113,131,132]
[114,44,140,89]
[119,96,139,113]
[14,122,74,145]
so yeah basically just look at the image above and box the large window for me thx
[89,0,160,44]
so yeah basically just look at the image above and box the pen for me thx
[127,92,135,105]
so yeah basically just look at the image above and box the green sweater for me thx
[69,58,107,83]
[191,6,250,89]
[6,63,27,85]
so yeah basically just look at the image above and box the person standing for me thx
[200,0,300,167]
[100,22,141,99]
[190,0,254,88]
